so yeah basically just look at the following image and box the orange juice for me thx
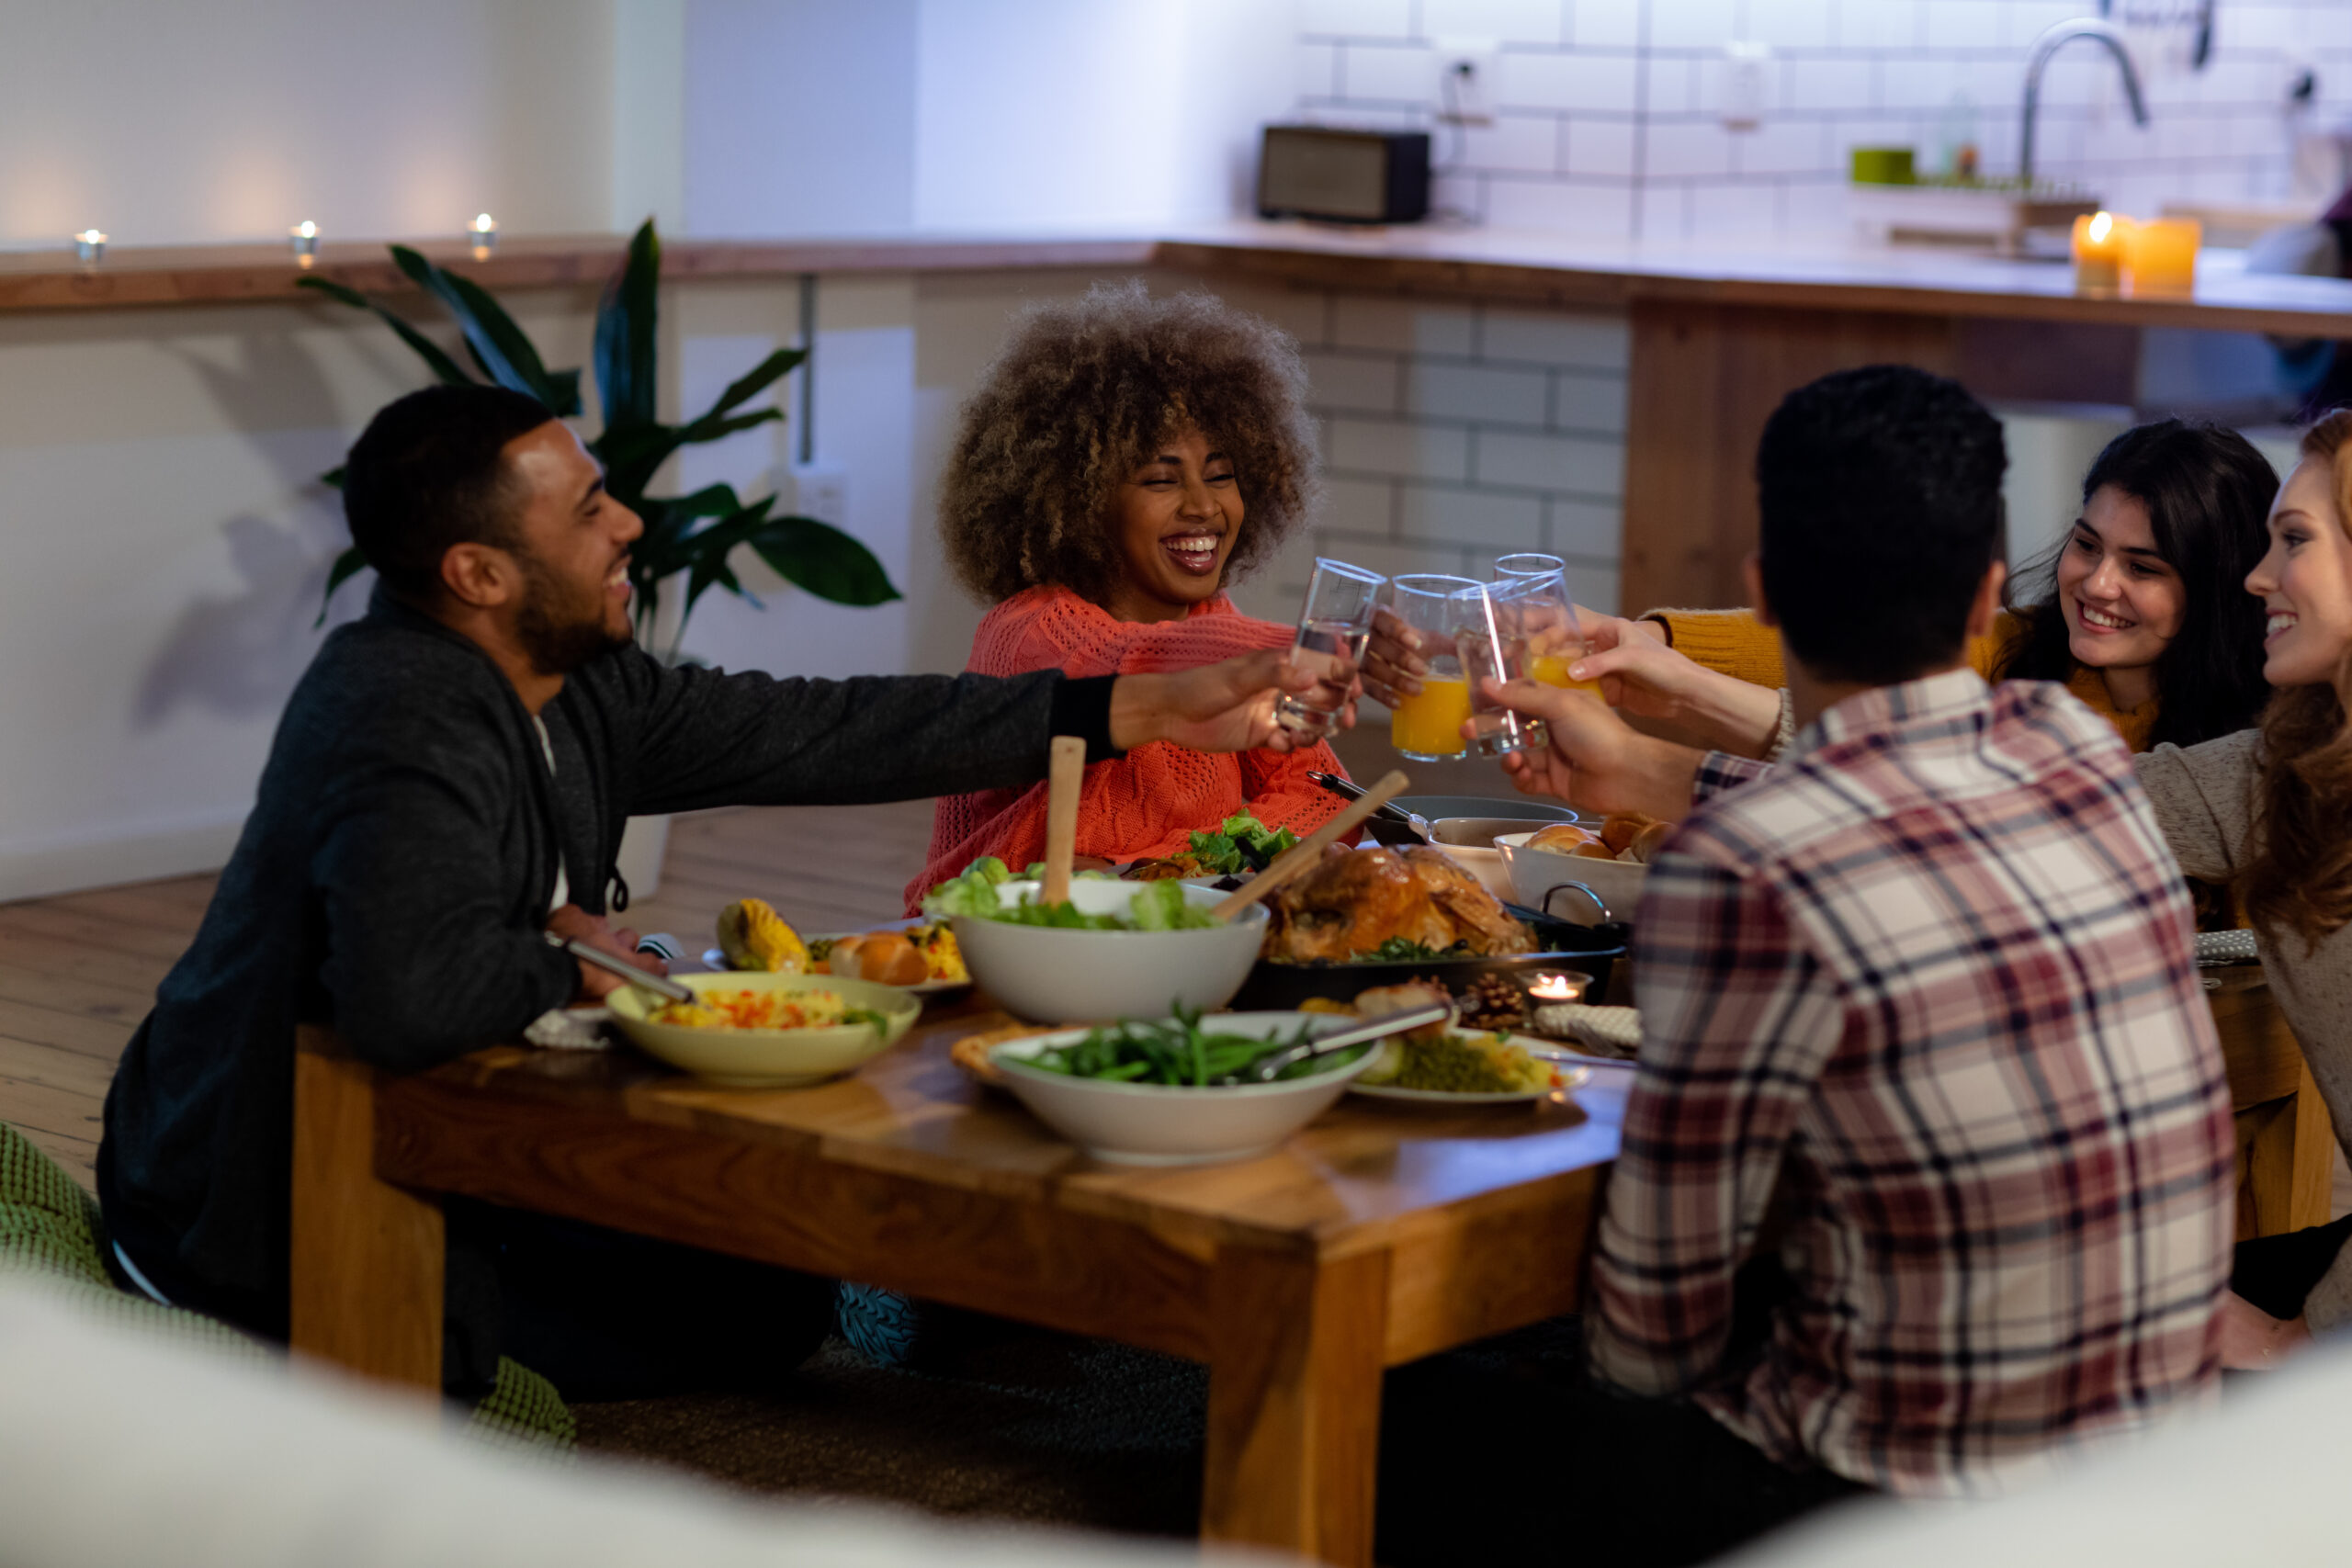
[1529,652,1605,699]
[1391,675,1472,758]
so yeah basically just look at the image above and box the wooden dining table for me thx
[288,964,2328,1565]
[289,998,1630,1567]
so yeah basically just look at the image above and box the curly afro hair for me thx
[939,281,1322,604]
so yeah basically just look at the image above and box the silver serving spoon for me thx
[543,931,696,1004]
[1243,1000,1454,1083]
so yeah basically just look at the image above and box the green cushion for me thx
[0,1121,572,1451]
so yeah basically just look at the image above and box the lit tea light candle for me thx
[288,220,319,267]
[74,229,107,265]
[2124,217,2200,298]
[1527,972,1584,1003]
[468,211,497,259]
[2071,210,2127,295]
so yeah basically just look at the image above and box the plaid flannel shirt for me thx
[1587,670,2234,1497]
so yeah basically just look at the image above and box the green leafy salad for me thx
[1186,813,1298,876]
[923,856,1216,931]
[1019,1005,1365,1087]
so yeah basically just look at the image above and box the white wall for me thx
[0,0,619,246]
[1299,0,2352,243]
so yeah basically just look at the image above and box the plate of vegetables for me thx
[605,972,922,1088]
[707,899,972,996]
[989,1009,1385,1165]
[1351,1029,1593,1104]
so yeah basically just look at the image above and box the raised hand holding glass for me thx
[1275,558,1385,739]
[1385,574,1478,761]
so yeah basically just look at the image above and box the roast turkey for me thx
[1261,846,1535,964]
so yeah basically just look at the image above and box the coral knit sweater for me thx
[908,587,1351,912]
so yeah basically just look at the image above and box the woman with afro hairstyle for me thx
[907,282,1351,908]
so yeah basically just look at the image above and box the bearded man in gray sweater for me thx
[98,384,1330,1400]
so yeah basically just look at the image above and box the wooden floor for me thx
[0,801,937,1190]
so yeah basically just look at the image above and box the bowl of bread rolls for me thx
[1494,814,1670,925]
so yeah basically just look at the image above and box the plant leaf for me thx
[321,465,346,490]
[676,408,785,448]
[594,220,661,432]
[593,421,686,503]
[389,246,582,415]
[749,517,903,606]
[297,275,475,387]
[682,347,803,434]
[313,545,371,627]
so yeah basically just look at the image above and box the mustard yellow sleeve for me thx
[1968,609,2024,681]
[1642,608,1785,689]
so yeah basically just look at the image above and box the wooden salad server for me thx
[1040,734,1087,906]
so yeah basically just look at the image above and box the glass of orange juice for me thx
[1385,574,1478,761]
[1511,569,1604,700]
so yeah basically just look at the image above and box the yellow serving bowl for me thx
[605,971,921,1087]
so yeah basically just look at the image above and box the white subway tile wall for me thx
[1220,288,1631,624]
[1296,0,2352,241]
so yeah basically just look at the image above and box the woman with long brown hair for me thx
[2136,408,2352,1369]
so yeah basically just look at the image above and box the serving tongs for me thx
[544,931,696,1005]
[1307,770,1431,843]
[1209,770,1411,922]
[1241,998,1453,1083]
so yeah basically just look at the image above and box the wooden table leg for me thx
[289,1025,444,1391]
[1202,1244,1390,1568]
[2243,1061,2338,1240]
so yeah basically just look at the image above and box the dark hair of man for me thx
[1755,365,2007,685]
[1991,419,2276,750]
[341,383,557,603]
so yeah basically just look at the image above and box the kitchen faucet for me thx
[2018,18,2149,188]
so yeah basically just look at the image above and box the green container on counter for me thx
[1849,146,1917,186]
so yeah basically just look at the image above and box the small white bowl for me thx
[989,1011,1378,1165]
[950,879,1269,1024]
[1495,832,1651,925]
[605,972,921,1087]
[1428,816,1564,903]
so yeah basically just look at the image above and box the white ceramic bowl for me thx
[605,972,922,1087]
[950,879,1269,1024]
[1495,831,1651,925]
[989,1011,1378,1165]
[1428,816,1571,903]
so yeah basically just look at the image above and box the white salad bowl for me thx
[1494,831,1651,925]
[950,879,1269,1024]
[605,972,922,1087]
[989,1010,1379,1165]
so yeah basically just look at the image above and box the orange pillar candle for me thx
[2072,211,2128,294]
[2124,218,2200,297]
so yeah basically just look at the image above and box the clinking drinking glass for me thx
[1275,558,1385,740]
[1450,578,1550,758]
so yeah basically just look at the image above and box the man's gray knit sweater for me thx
[98,588,1114,1346]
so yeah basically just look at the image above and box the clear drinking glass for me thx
[1494,553,1566,578]
[1510,569,1604,701]
[1385,574,1478,761]
[1451,579,1549,758]
[1276,558,1385,739]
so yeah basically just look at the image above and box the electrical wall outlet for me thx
[1434,38,1498,127]
[1719,40,1771,133]
[778,461,847,527]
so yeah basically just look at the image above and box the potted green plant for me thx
[302,219,901,895]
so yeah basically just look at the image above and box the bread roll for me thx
[1627,820,1674,863]
[1600,813,1661,856]
[844,931,929,987]
[1527,822,1602,854]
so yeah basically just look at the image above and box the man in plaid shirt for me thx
[1409,367,2233,1562]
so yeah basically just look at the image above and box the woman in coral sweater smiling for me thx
[905,283,1350,911]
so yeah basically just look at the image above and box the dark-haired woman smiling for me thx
[1442,420,2279,764]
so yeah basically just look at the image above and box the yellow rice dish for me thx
[650,987,883,1032]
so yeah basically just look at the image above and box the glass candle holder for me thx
[2124,218,2199,297]
[1385,574,1478,761]
[288,220,320,267]
[74,230,107,265]
[1276,558,1385,740]
[468,212,498,260]
[2071,210,2127,295]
